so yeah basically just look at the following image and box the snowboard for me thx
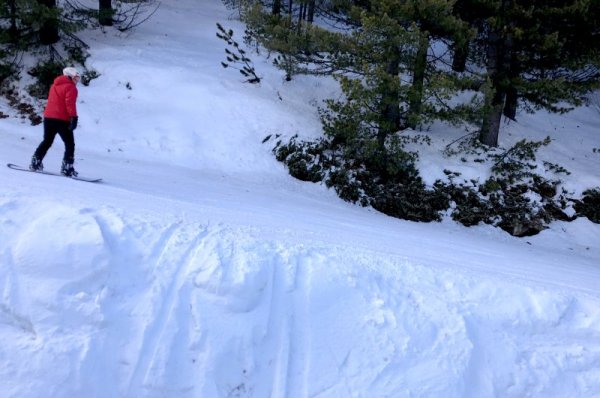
[7,163,102,183]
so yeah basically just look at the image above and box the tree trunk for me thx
[99,0,113,26]
[301,1,308,21]
[8,0,18,42]
[480,32,503,146]
[479,0,513,147]
[408,32,429,129]
[503,53,519,120]
[307,0,315,23]
[480,88,505,146]
[38,0,59,45]
[297,2,304,32]
[503,86,517,120]
[451,41,468,72]
[272,0,281,16]
[379,48,402,151]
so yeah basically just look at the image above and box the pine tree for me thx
[370,0,472,129]
[244,0,478,169]
[459,0,600,146]
[37,0,59,45]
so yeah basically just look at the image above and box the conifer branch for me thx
[216,23,261,84]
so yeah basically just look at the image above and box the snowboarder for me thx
[29,67,81,177]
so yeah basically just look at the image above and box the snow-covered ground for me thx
[1,1,599,397]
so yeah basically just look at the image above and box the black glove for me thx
[69,116,78,131]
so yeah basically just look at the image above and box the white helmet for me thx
[63,67,80,78]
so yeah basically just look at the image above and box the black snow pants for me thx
[33,118,75,163]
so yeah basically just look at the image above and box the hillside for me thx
[1,1,599,397]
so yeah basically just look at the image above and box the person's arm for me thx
[65,85,78,130]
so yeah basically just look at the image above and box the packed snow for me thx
[1,1,599,397]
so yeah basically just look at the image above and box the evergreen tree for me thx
[370,0,472,129]
[1,0,56,82]
[1,0,57,47]
[37,0,59,45]
[322,12,412,153]
[0,0,89,98]
[458,0,600,146]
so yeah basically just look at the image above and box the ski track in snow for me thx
[0,196,599,397]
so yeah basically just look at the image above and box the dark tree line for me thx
[240,0,600,147]
[248,0,600,234]
[456,0,600,146]
[0,0,158,88]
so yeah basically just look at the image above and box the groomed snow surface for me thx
[1,1,600,397]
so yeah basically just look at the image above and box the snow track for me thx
[1,197,599,397]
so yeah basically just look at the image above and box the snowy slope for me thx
[1,1,600,397]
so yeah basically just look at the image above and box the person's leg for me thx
[57,122,75,163]
[30,118,59,170]
[57,123,77,176]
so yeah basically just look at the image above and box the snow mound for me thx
[1,202,599,397]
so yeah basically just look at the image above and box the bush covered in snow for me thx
[575,188,600,224]
[272,134,592,237]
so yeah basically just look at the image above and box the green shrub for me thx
[575,188,600,223]
[272,133,446,222]
[27,60,64,99]
[269,134,584,237]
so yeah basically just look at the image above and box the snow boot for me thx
[61,160,78,177]
[29,156,44,171]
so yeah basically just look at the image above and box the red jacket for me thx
[44,75,78,121]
